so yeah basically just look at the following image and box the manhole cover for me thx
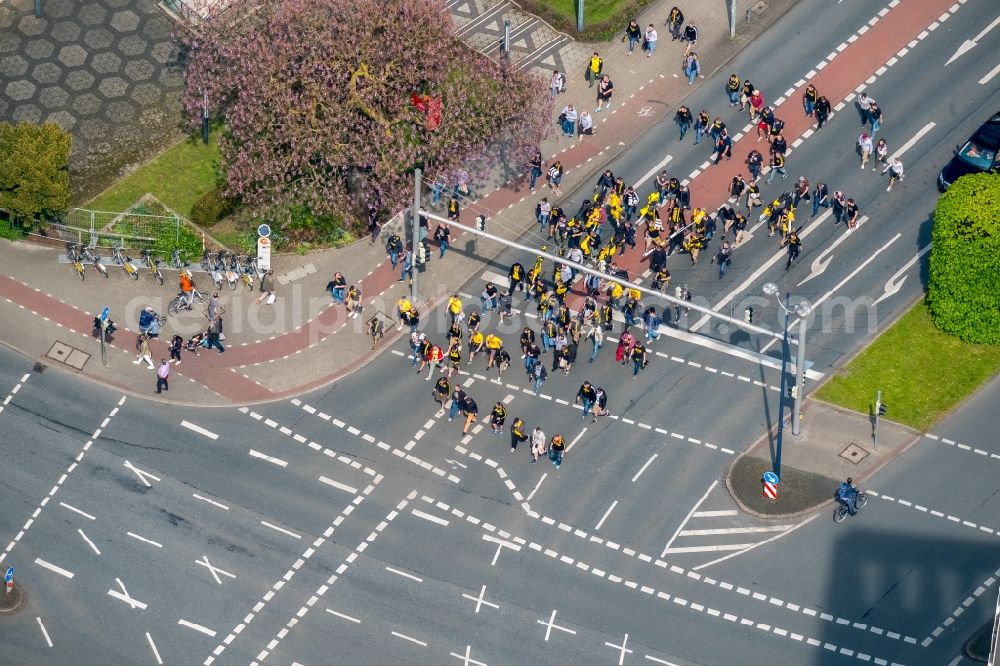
[0,583,25,614]
[840,442,870,464]
[752,1,769,13]
[46,341,90,370]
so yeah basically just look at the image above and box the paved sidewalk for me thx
[726,399,921,518]
[0,1,797,405]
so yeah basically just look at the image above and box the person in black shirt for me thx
[674,105,693,141]
[462,396,479,435]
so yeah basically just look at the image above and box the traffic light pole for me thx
[792,314,808,435]
[423,210,785,341]
[774,292,791,480]
[874,389,882,451]
[411,168,421,304]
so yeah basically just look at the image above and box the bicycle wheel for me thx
[128,266,139,280]
[168,299,181,316]
[855,493,868,510]
[833,505,847,523]
[154,268,164,286]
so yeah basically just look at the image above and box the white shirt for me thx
[568,248,583,263]
[531,430,546,449]
[562,106,577,122]
[579,112,592,131]
[646,28,657,43]
[859,135,873,153]
[539,200,551,215]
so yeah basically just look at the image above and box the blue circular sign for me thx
[257,224,271,238]
[763,471,779,484]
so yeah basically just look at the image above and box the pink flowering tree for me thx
[180,0,552,224]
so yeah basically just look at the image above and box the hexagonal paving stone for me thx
[131,82,161,106]
[78,118,110,141]
[113,124,143,146]
[44,0,75,19]
[110,10,140,32]
[117,33,150,58]
[77,3,108,27]
[50,20,82,43]
[89,52,122,75]
[65,68,96,92]
[0,32,22,55]
[123,59,154,82]
[0,6,13,30]
[75,92,103,116]
[58,44,88,67]
[158,67,183,89]
[46,110,77,132]
[103,0,133,8]
[97,76,128,99]
[24,38,55,61]
[31,62,63,85]
[83,27,115,51]
[0,54,29,77]
[150,41,177,65]
[5,80,37,102]
[143,15,174,41]
[38,86,70,109]
[106,99,138,123]
[18,15,47,37]
[11,105,42,124]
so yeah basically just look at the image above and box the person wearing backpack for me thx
[385,233,403,269]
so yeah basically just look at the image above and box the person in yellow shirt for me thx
[609,282,624,308]
[587,51,603,88]
[485,333,503,370]
[468,330,485,364]
[448,294,463,325]
[396,297,412,331]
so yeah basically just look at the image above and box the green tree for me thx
[927,172,1000,344]
[0,122,71,228]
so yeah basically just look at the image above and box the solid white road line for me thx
[661,480,718,557]
[34,557,74,579]
[664,543,757,554]
[192,494,230,510]
[566,427,587,452]
[179,619,217,637]
[146,632,163,664]
[78,529,101,555]
[631,454,658,483]
[411,509,450,527]
[525,473,547,501]
[123,460,161,487]
[694,514,819,570]
[889,122,936,161]
[180,420,219,440]
[37,617,53,647]
[980,62,1000,85]
[691,510,738,518]
[318,476,359,494]
[127,532,163,548]
[385,566,423,583]
[633,154,674,191]
[260,521,301,539]
[59,502,95,520]
[108,578,147,610]
[249,449,288,467]
[391,631,428,647]
[644,655,679,666]
[326,609,361,623]
[678,525,792,536]
[595,501,619,531]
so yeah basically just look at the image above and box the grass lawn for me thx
[85,131,222,218]
[537,0,632,24]
[816,301,1000,431]
[524,0,652,40]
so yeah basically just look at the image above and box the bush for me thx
[927,173,1000,344]
[190,188,234,228]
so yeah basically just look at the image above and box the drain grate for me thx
[751,1,769,14]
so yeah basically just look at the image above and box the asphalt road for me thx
[2,0,1000,664]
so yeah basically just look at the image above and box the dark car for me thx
[938,111,1000,191]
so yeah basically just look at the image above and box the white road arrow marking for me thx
[123,460,160,488]
[873,243,931,306]
[946,16,1000,65]
[797,216,870,286]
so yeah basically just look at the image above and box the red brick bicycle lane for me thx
[564,0,956,306]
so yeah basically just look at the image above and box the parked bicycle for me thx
[237,255,254,290]
[201,249,214,272]
[171,249,189,269]
[84,245,109,279]
[223,251,239,291]
[140,248,164,286]
[67,243,85,280]
[112,242,140,280]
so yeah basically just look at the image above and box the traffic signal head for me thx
[878,402,887,416]
[744,306,753,323]
[475,215,486,231]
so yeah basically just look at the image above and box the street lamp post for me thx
[763,283,813,478]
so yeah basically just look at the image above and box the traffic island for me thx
[726,400,921,519]
[728,455,837,517]
[0,584,25,615]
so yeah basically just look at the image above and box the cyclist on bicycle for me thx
[836,477,858,516]
[138,306,162,337]
[179,270,195,309]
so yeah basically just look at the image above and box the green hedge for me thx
[927,173,1000,344]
